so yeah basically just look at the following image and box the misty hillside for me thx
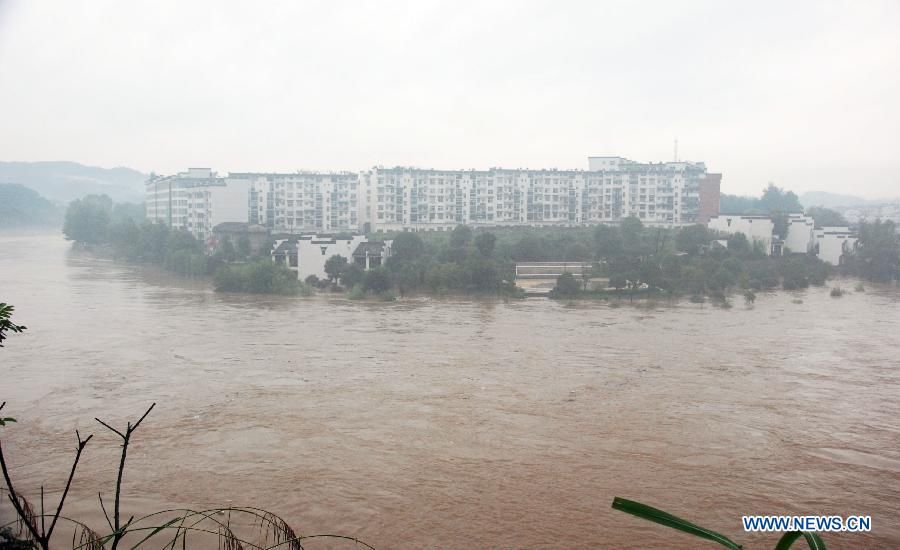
[0,183,64,229]
[0,161,146,203]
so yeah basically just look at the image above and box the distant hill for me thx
[0,161,146,203]
[799,191,873,209]
[0,183,64,229]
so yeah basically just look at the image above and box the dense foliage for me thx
[720,183,803,216]
[61,195,298,294]
[372,225,518,296]
[846,219,899,282]
[805,206,848,228]
[214,261,310,295]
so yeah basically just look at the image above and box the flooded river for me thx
[1,234,898,548]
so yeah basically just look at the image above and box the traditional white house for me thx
[707,215,775,254]
[813,227,858,266]
[271,234,393,280]
[784,213,816,254]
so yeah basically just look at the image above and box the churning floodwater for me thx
[1,234,898,549]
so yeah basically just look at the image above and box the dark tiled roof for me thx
[272,240,297,255]
[352,241,386,257]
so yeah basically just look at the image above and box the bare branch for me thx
[45,431,92,541]
[98,492,114,531]
[131,403,156,432]
[94,418,125,439]
[95,403,156,550]
[0,441,42,543]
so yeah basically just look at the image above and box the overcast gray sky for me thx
[1,0,897,197]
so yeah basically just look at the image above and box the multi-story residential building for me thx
[145,168,249,242]
[148,157,721,239]
[360,157,719,232]
[228,172,359,234]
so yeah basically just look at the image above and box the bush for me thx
[214,261,308,295]
[553,272,581,298]
[743,289,756,305]
[363,267,391,293]
[341,263,365,288]
[347,284,366,300]
[830,287,844,297]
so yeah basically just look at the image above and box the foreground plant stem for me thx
[96,402,156,550]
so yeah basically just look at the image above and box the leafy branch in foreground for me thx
[612,497,827,549]
[0,303,27,348]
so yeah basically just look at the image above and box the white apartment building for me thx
[145,168,250,242]
[228,172,359,234]
[707,215,776,254]
[359,158,713,232]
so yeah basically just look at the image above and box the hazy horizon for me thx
[1,0,897,199]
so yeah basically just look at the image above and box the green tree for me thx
[676,224,711,255]
[340,263,365,288]
[220,236,237,261]
[806,206,848,228]
[237,235,252,258]
[565,242,591,261]
[759,183,803,214]
[726,232,751,256]
[324,254,349,283]
[474,232,497,257]
[553,272,580,297]
[465,257,500,292]
[63,194,113,244]
[852,220,898,282]
[450,225,473,248]
[390,232,425,263]
[512,235,547,261]
[719,193,762,214]
[620,216,645,255]
[363,267,391,293]
[594,225,624,262]
[214,261,305,295]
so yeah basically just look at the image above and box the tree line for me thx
[62,195,305,295]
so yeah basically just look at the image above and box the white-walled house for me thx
[784,213,816,254]
[296,235,366,280]
[707,215,775,255]
[813,227,858,266]
[271,235,393,281]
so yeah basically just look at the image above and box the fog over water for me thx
[2,234,899,548]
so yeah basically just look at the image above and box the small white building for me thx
[707,215,775,255]
[784,213,816,254]
[813,227,858,266]
[272,235,393,281]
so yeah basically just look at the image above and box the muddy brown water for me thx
[1,234,898,549]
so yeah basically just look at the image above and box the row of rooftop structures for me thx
[707,213,857,266]
[145,157,723,242]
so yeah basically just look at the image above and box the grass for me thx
[612,497,828,549]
